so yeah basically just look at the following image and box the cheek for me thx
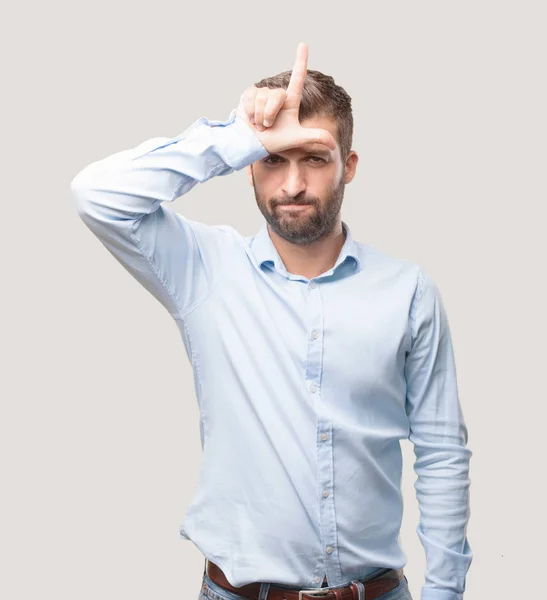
[254,172,284,197]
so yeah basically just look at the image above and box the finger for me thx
[263,89,286,127]
[242,87,258,124]
[254,89,269,131]
[285,42,308,109]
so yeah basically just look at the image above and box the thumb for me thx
[285,127,337,152]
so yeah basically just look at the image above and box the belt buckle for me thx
[298,589,331,600]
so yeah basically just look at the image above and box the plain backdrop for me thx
[1,1,546,599]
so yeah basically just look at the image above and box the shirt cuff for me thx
[421,587,464,600]
[208,108,269,171]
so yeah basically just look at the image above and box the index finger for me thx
[285,42,308,108]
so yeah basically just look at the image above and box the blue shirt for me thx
[71,109,473,600]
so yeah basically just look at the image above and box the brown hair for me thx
[254,69,354,162]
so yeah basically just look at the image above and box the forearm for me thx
[413,435,473,600]
[70,109,267,223]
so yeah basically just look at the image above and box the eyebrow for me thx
[304,149,331,156]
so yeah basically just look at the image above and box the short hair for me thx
[254,69,354,162]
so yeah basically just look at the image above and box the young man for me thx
[71,43,472,600]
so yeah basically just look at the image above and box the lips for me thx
[278,204,312,209]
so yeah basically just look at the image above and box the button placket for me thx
[305,280,321,400]
[303,279,341,584]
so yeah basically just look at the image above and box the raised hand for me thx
[236,43,337,154]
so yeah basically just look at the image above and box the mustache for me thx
[272,197,317,207]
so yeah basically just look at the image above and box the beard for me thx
[251,170,346,245]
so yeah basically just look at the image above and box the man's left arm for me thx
[404,268,473,600]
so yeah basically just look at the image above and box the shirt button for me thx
[320,433,328,441]
[309,383,317,393]
[314,576,321,584]
[326,545,333,554]
[311,330,319,340]
[309,282,317,290]
[322,489,329,498]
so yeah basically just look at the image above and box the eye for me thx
[307,156,326,164]
[264,155,283,165]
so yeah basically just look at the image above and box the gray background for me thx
[2,1,546,598]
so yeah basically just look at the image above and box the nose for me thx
[281,164,306,199]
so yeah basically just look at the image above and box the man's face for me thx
[247,114,358,245]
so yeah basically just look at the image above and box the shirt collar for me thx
[250,220,361,276]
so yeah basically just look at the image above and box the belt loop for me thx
[351,580,365,600]
[258,582,271,600]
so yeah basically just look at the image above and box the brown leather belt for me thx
[205,560,405,600]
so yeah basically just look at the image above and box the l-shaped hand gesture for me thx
[236,43,337,154]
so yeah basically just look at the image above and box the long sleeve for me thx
[404,269,473,600]
[70,109,268,318]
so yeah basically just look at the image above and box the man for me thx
[71,42,472,600]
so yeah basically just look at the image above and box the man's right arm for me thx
[70,109,268,318]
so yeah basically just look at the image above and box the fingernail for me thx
[263,120,271,127]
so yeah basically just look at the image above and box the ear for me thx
[343,151,359,184]
[247,165,254,186]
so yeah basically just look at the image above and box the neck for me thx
[267,220,346,279]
